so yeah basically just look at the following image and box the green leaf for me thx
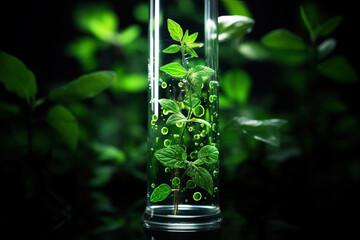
[194,65,216,82]
[188,167,213,194]
[188,73,203,96]
[318,56,358,83]
[167,19,183,42]
[299,2,323,38]
[238,41,271,61]
[183,94,201,109]
[198,145,219,164]
[0,101,20,116]
[111,65,147,93]
[187,32,198,43]
[166,113,187,125]
[193,159,205,165]
[182,30,190,43]
[49,71,116,102]
[158,99,181,113]
[117,25,141,46]
[0,51,37,101]
[92,142,126,163]
[317,38,336,60]
[133,3,149,23]
[66,37,99,72]
[300,6,315,37]
[190,118,211,128]
[185,46,198,57]
[218,15,254,42]
[154,145,186,168]
[46,104,79,150]
[187,42,204,48]
[163,44,181,54]
[231,117,287,147]
[75,4,118,42]
[150,184,172,202]
[316,16,343,37]
[262,29,307,51]
[222,69,251,105]
[220,0,252,17]
[160,62,188,78]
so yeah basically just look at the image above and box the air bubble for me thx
[190,151,198,159]
[194,134,200,140]
[161,82,167,89]
[165,167,170,173]
[172,177,180,186]
[193,192,202,201]
[164,139,171,147]
[209,81,215,89]
[200,129,207,137]
[186,180,196,189]
[151,183,156,188]
[176,122,184,128]
[161,127,168,135]
[193,105,205,117]
[152,114,158,121]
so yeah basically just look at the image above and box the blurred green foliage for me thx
[1,0,359,239]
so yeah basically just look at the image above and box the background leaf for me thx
[48,71,115,102]
[316,16,343,37]
[222,69,252,105]
[221,0,252,17]
[230,117,288,147]
[75,4,118,42]
[218,15,254,42]
[261,29,307,51]
[318,56,358,83]
[300,6,315,37]
[46,104,79,150]
[117,25,141,46]
[238,41,271,61]
[317,38,336,60]
[0,51,37,101]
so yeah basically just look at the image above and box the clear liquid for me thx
[145,0,221,230]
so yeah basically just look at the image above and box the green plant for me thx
[149,19,218,215]
[0,51,115,150]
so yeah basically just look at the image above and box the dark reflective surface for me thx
[143,227,222,240]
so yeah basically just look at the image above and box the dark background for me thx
[1,0,359,239]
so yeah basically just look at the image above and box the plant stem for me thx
[173,47,191,215]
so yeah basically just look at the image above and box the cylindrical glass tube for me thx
[143,0,222,231]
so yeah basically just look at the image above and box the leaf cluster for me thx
[151,144,219,202]
[0,51,116,150]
